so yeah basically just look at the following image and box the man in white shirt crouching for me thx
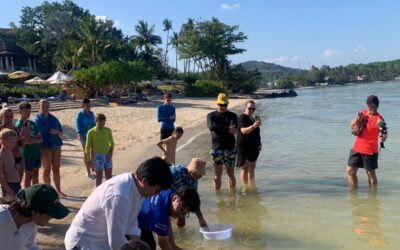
[64,157,173,250]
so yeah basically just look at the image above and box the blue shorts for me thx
[93,153,113,171]
[25,154,41,171]
[210,148,237,167]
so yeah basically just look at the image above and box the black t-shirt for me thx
[236,114,261,149]
[207,110,238,150]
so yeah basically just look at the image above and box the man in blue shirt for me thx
[138,186,200,250]
[157,92,176,140]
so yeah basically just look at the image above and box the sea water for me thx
[175,81,400,250]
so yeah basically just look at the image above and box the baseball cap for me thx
[187,158,206,176]
[21,184,69,219]
[216,93,229,105]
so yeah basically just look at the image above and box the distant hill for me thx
[238,61,305,82]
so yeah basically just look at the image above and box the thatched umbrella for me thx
[8,71,31,79]
[24,76,48,85]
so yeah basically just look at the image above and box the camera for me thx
[377,121,387,148]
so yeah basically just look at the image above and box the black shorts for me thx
[236,144,260,167]
[160,128,174,140]
[140,228,156,250]
[348,150,378,170]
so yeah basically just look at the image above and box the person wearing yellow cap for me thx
[207,93,238,192]
[0,184,69,250]
[170,158,208,228]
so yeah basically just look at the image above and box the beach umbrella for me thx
[8,71,31,79]
[24,76,49,85]
[151,80,163,87]
[46,71,73,84]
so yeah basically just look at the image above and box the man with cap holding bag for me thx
[207,93,238,192]
[347,95,387,189]
[170,158,208,228]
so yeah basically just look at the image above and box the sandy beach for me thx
[35,97,246,249]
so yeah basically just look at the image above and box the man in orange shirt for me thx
[347,95,387,189]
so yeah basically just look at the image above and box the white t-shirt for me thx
[0,205,41,250]
[64,173,144,250]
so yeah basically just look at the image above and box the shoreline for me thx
[36,97,247,249]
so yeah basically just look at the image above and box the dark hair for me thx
[82,97,91,104]
[135,157,172,189]
[174,127,183,134]
[175,186,200,212]
[18,101,31,111]
[120,239,151,250]
[164,91,172,99]
[96,113,106,122]
[366,95,379,107]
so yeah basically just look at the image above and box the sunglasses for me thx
[218,104,228,108]
[247,107,256,110]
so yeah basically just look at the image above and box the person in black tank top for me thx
[236,100,262,191]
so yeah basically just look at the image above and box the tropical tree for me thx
[162,19,172,68]
[170,32,179,76]
[131,20,162,52]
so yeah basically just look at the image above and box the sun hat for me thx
[21,184,69,219]
[366,95,379,108]
[216,93,229,105]
[187,158,206,176]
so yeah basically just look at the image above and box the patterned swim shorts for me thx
[93,153,113,171]
[210,148,237,167]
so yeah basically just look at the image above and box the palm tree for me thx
[79,15,114,65]
[162,19,172,68]
[131,20,162,52]
[170,32,179,76]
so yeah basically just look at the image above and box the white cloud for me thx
[95,15,108,22]
[114,20,121,28]
[264,56,288,64]
[323,49,343,58]
[220,3,240,10]
[290,56,299,62]
[353,45,366,53]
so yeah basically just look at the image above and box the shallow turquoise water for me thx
[176,81,400,250]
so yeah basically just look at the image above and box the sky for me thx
[1,0,400,69]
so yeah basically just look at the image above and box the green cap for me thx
[22,184,69,219]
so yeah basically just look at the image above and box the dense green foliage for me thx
[0,0,260,94]
[277,60,400,88]
[74,61,151,90]
[239,61,304,82]
[0,84,59,98]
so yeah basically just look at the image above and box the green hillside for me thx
[239,61,304,82]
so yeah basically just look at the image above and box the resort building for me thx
[0,39,37,72]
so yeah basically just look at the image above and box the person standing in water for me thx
[347,95,387,189]
[207,93,238,192]
[236,100,262,191]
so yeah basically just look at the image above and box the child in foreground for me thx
[85,113,114,186]
[156,127,183,165]
[0,129,20,202]
[0,183,69,249]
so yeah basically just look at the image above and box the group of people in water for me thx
[0,91,387,249]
